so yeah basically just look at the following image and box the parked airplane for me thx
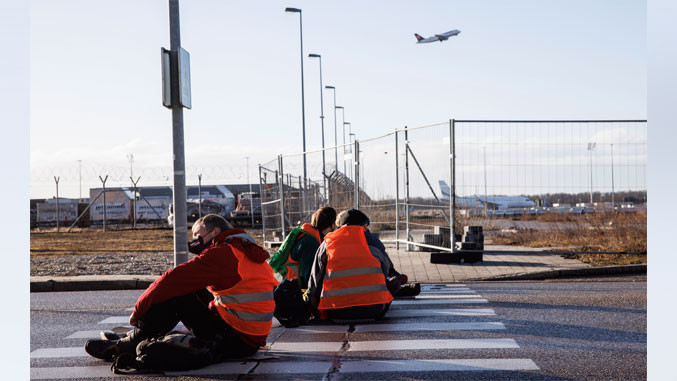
[438,181,535,210]
[415,29,460,43]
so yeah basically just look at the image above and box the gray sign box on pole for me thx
[161,47,191,109]
[178,47,191,109]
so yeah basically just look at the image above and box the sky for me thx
[29,0,647,199]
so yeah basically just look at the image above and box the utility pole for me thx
[483,146,488,217]
[166,0,190,266]
[99,175,108,232]
[198,174,202,219]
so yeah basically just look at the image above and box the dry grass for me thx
[30,227,267,256]
[491,211,646,266]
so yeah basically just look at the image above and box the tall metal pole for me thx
[54,176,60,232]
[259,165,266,238]
[449,119,456,253]
[325,86,338,172]
[339,107,346,175]
[610,143,615,207]
[483,146,488,217]
[285,8,307,187]
[309,54,327,201]
[354,140,360,209]
[404,126,411,251]
[169,0,188,266]
[394,130,400,250]
[278,155,286,238]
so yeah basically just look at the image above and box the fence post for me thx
[395,130,400,250]
[130,176,140,229]
[354,139,360,209]
[449,119,456,253]
[278,155,286,238]
[99,175,108,232]
[259,165,266,242]
[54,176,60,232]
[404,126,411,251]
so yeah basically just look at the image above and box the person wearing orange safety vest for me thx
[84,214,278,367]
[305,224,395,321]
[269,207,337,289]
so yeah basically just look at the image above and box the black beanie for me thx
[338,209,370,227]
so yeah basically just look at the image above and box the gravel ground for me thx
[30,253,176,276]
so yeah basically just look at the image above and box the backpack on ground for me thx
[111,332,217,374]
[273,278,311,328]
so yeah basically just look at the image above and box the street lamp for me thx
[325,85,338,172]
[587,142,596,205]
[349,132,356,180]
[336,106,345,174]
[308,53,327,200]
[285,7,307,187]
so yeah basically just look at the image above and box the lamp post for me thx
[325,85,338,172]
[285,7,307,188]
[77,159,82,202]
[587,142,596,205]
[349,132,356,180]
[610,143,615,207]
[336,106,345,174]
[309,53,327,200]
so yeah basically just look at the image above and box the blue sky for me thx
[29,0,646,198]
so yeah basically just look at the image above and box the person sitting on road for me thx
[269,206,337,289]
[304,214,396,322]
[335,209,421,298]
[84,214,278,368]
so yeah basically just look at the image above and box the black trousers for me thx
[134,289,258,359]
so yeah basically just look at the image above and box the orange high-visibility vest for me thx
[209,244,279,336]
[318,225,393,311]
[284,223,321,281]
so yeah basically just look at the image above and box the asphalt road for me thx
[30,277,646,380]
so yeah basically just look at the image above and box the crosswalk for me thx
[30,283,539,379]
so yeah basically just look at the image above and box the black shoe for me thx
[100,331,121,341]
[85,336,138,361]
[395,282,421,298]
[85,339,122,361]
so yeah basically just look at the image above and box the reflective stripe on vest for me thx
[215,291,274,305]
[321,283,390,298]
[210,241,278,336]
[318,225,393,311]
[325,266,383,280]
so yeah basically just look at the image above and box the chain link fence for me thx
[260,119,647,254]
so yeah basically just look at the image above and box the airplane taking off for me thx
[415,29,460,43]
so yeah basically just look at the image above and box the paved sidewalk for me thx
[388,244,590,283]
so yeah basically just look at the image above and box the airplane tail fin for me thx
[414,33,424,41]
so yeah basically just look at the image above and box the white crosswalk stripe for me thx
[31,283,539,378]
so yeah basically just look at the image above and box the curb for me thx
[466,264,647,281]
[30,275,159,292]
